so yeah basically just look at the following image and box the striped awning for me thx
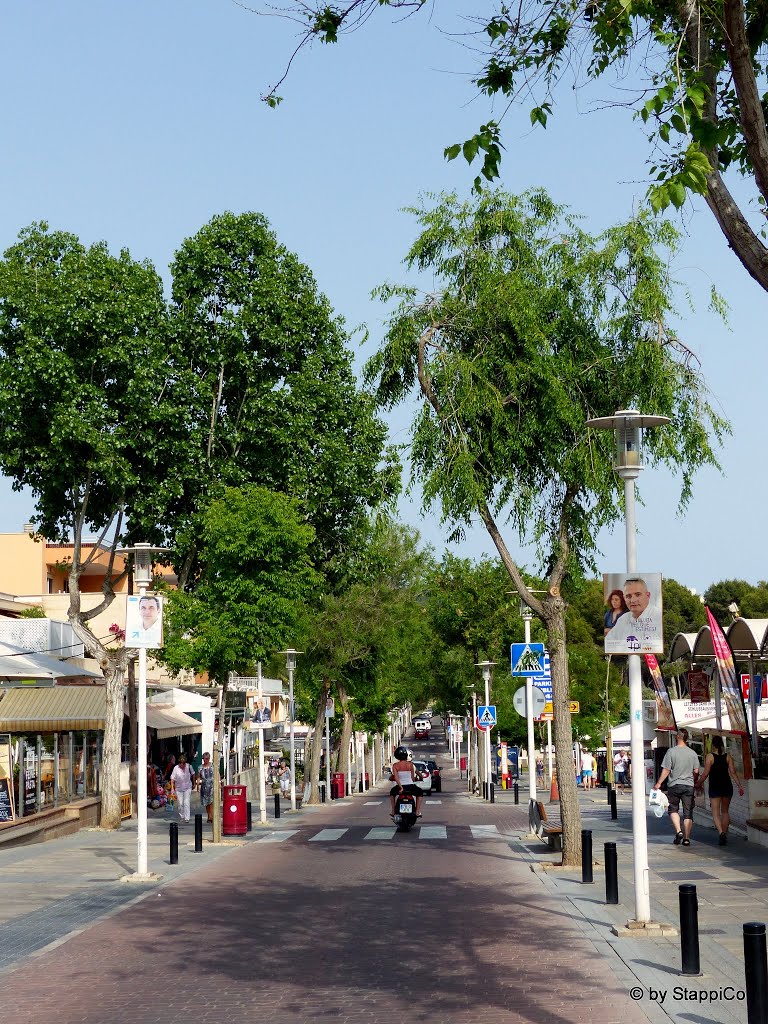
[0,685,106,732]
[145,704,202,739]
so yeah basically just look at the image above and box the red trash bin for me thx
[460,756,467,772]
[222,784,247,836]
[332,772,345,800]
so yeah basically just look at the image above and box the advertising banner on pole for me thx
[125,594,163,649]
[603,572,664,654]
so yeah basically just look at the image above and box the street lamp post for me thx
[476,661,496,800]
[119,541,166,881]
[281,649,302,811]
[586,409,670,928]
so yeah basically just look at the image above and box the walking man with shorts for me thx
[653,728,700,846]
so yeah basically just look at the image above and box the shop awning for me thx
[0,685,106,732]
[145,704,202,739]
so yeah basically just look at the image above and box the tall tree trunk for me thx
[99,660,127,829]
[544,601,582,867]
[337,682,353,781]
[303,680,329,805]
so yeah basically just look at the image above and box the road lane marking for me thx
[470,825,501,838]
[364,801,383,805]
[257,830,299,842]
[364,827,396,840]
[418,825,447,839]
[309,829,348,842]
[426,799,442,804]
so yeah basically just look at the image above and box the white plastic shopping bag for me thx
[648,788,668,818]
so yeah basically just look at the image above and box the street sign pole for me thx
[523,614,537,805]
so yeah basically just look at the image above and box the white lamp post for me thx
[281,649,302,811]
[119,541,166,880]
[586,408,669,927]
[475,661,496,800]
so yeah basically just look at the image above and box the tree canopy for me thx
[261,0,768,293]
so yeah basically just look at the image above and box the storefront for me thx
[0,685,108,819]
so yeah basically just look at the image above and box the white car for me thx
[411,760,433,793]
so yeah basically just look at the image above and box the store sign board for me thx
[0,734,13,822]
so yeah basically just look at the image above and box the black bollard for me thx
[743,922,768,1024]
[513,781,519,805]
[274,793,280,819]
[246,802,252,833]
[610,788,617,820]
[581,830,593,884]
[359,776,363,793]
[606,782,612,804]
[321,782,326,803]
[605,842,618,904]
[194,814,203,853]
[490,783,495,804]
[679,884,701,976]
[169,822,179,865]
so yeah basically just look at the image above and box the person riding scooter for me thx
[389,746,423,818]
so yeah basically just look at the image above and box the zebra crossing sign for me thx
[511,642,546,677]
[477,705,497,728]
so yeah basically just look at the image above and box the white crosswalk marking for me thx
[257,830,299,842]
[364,801,383,806]
[364,827,396,840]
[470,824,501,839]
[419,825,447,839]
[309,829,348,842]
[426,799,442,804]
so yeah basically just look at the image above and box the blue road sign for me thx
[511,642,546,677]
[532,652,552,702]
[477,705,497,727]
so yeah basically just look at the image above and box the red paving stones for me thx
[0,764,650,1024]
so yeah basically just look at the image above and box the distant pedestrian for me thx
[613,751,626,794]
[163,754,176,781]
[279,760,292,800]
[536,758,544,788]
[696,735,744,845]
[653,728,700,846]
[580,749,593,790]
[170,754,195,824]
[197,751,215,824]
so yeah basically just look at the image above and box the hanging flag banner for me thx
[705,606,750,737]
[125,593,164,649]
[644,654,677,731]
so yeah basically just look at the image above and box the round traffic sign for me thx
[512,684,547,718]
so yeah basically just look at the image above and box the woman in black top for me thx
[697,735,744,845]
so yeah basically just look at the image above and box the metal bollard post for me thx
[605,842,618,904]
[169,822,179,865]
[359,776,363,794]
[194,814,203,853]
[514,782,519,805]
[246,801,252,832]
[743,922,768,1024]
[610,788,617,820]
[490,783,495,804]
[321,783,326,803]
[274,793,280,819]
[606,782,612,804]
[679,884,701,976]
[581,830,593,884]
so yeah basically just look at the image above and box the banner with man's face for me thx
[125,593,163,649]
[603,572,664,655]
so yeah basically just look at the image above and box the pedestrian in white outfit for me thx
[171,754,195,823]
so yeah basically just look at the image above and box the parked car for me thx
[414,727,429,740]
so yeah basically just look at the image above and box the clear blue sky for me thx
[0,1,763,595]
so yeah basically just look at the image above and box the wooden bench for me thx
[530,799,563,852]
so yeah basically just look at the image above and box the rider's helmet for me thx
[394,746,409,761]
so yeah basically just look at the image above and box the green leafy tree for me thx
[161,486,320,683]
[0,223,171,829]
[662,577,707,650]
[262,0,768,292]
[703,578,768,623]
[158,211,399,589]
[365,188,726,864]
